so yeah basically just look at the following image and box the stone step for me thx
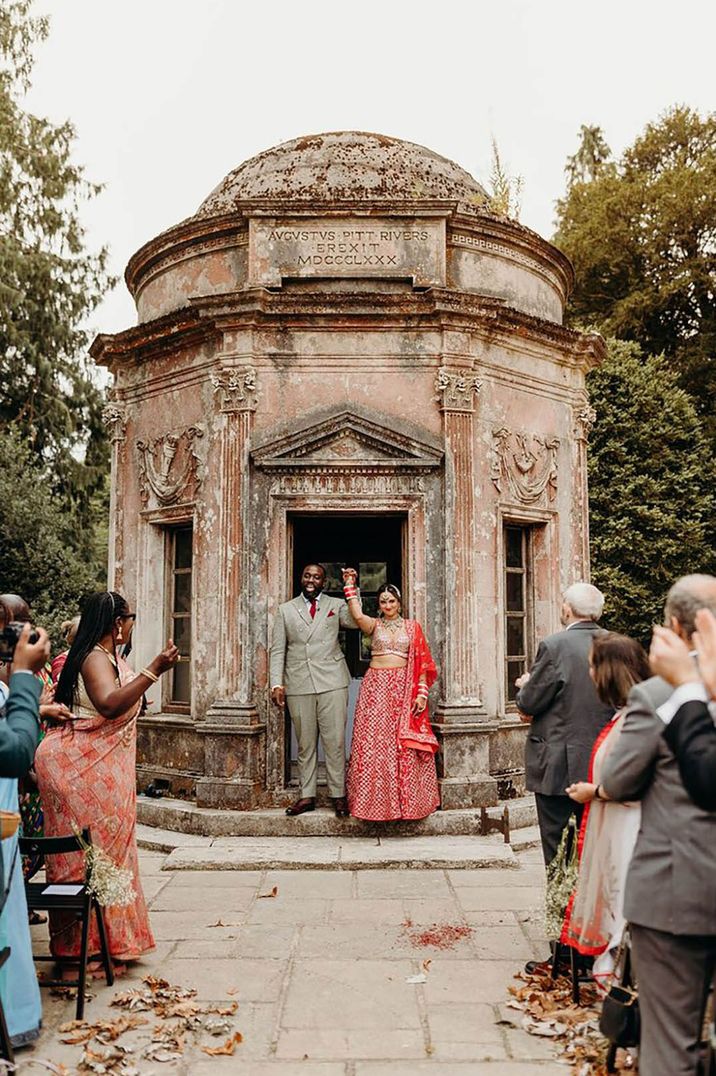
[159,834,518,871]
[136,794,536,839]
[510,824,542,852]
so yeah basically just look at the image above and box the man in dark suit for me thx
[601,574,716,1076]
[515,582,611,866]
[649,605,716,811]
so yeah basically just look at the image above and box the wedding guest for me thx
[341,571,439,820]
[0,594,72,894]
[51,615,80,683]
[561,632,650,982]
[0,620,51,1049]
[515,583,612,867]
[649,608,716,811]
[601,574,716,1076]
[35,591,178,977]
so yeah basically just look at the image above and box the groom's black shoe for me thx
[332,796,349,818]
[285,797,316,816]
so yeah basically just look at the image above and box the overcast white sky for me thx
[24,0,716,337]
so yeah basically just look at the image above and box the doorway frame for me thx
[266,491,428,792]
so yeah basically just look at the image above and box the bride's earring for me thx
[117,625,123,642]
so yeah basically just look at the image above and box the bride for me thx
[341,569,440,820]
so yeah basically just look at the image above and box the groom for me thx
[270,563,359,817]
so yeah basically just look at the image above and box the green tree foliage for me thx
[0,0,115,514]
[555,106,716,442]
[587,340,715,642]
[0,430,105,645]
[564,125,611,187]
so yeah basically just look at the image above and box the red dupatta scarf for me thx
[398,620,439,755]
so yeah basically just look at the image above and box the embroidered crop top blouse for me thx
[371,618,410,659]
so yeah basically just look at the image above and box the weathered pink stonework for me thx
[92,131,604,810]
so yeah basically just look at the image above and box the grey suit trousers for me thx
[287,688,348,798]
[631,924,716,1076]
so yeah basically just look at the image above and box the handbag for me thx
[599,928,640,1048]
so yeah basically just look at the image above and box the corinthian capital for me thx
[102,397,128,444]
[435,367,482,413]
[211,366,258,412]
[573,403,597,442]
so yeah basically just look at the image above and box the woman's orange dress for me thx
[34,653,155,961]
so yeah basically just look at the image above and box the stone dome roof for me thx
[195,131,489,218]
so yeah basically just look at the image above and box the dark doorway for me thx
[290,512,405,677]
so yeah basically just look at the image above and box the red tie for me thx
[309,599,317,620]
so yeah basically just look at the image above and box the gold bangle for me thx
[140,667,159,684]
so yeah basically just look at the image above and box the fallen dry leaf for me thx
[421,959,432,973]
[201,1031,244,1056]
[258,885,279,898]
[206,1001,238,1016]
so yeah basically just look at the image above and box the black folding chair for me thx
[20,827,114,1019]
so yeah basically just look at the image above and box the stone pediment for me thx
[251,409,443,473]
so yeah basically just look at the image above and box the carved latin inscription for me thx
[249,217,446,287]
[136,426,204,507]
[491,427,559,505]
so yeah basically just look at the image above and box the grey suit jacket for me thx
[269,594,357,696]
[601,676,716,935]
[515,621,612,795]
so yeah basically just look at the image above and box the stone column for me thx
[198,366,266,808]
[572,400,596,582]
[434,366,497,807]
[102,395,128,592]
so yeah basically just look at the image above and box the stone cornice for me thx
[90,309,221,369]
[125,200,574,305]
[91,288,606,373]
[449,211,575,301]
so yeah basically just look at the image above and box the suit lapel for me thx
[292,596,312,629]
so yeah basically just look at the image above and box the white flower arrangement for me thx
[544,818,579,939]
[74,828,136,908]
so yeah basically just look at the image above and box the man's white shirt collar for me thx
[302,592,321,607]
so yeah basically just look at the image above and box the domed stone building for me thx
[92,132,603,811]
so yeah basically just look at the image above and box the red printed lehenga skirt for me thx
[347,667,440,821]
[34,658,155,962]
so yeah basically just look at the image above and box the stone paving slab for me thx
[162,835,518,871]
[17,852,559,1074]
